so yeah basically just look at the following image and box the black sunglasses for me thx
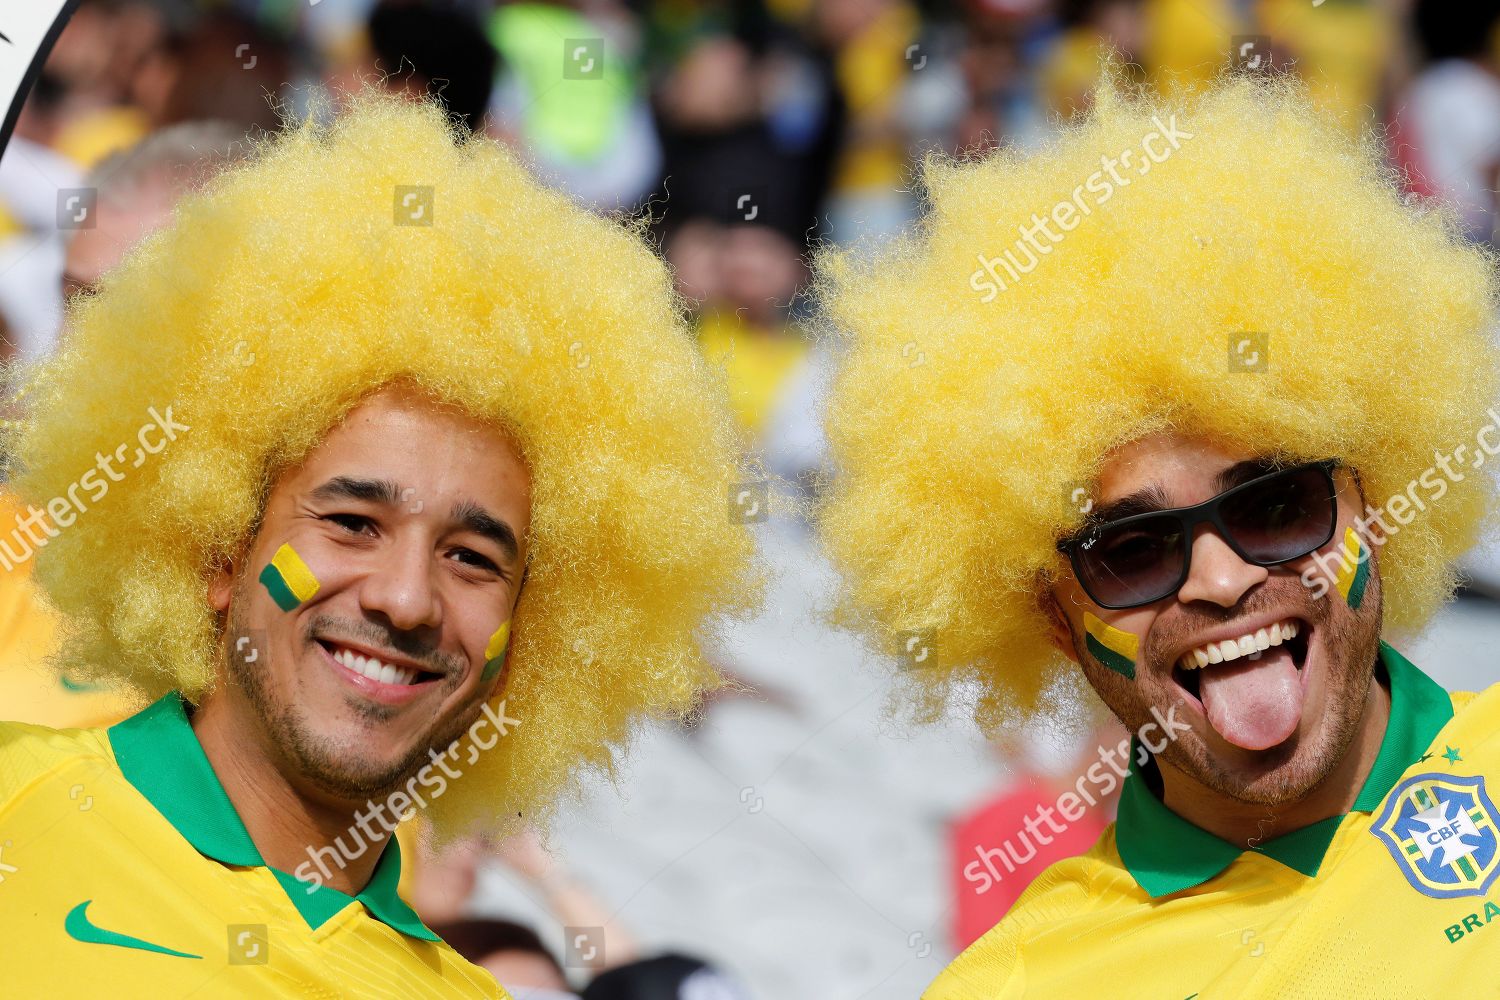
[1057,460,1339,609]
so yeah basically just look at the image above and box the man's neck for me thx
[1157,669,1392,850]
[191,692,387,896]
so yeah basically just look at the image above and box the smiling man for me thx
[0,95,757,996]
[816,74,1500,997]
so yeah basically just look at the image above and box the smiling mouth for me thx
[1171,617,1309,702]
[316,639,443,687]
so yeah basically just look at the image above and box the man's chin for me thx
[1175,729,1334,807]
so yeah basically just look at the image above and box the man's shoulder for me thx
[924,830,1130,998]
[0,718,114,807]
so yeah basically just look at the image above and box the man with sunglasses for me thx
[816,76,1500,997]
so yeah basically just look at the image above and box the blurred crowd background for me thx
[3,0,1500,997]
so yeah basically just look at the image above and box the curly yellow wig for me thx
[10,94,761,835]
[815,73,1500,742]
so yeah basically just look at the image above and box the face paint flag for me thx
[1083,611,1137,680]
[258,543,321,612]
[481,621,511,682]
[0,2,80,159]
[1332,526,1370,610]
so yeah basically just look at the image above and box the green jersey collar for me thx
[109,692,438,941]
[1117,641,1453,899]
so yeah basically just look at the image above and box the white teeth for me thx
[331,647,418,686]
[1177,619,1302,672]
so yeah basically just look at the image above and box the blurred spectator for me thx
[1396,0,1500,246]
[648,3,842,245]
[63,119,249,297]
[0,119,248,731]
[432,917,580,1000]
[951,0,1048,156]
[1255,0,1397,135]
[667,218,811,449]
[582,955,752,1000]
[813,0,921,242]
[363,1,498,133]
[131,11,295,136]
[487,1,661,211]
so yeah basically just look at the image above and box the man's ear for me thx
[208,557,238,613]
[1041,589,1080,665]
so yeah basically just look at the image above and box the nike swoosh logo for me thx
[65,900,202,959]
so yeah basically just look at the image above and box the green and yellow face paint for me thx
[1332,526,1370,610]
[258,543,321,612]
[1083,611,1138,680]
[481,620,511,683]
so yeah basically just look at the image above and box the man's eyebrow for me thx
[1085,458,1283,525]
[451,499,520,565]
[307,477,520,564]
[1086,484,1175,526]
[307,476,402,505]
[1213,458,1281,492]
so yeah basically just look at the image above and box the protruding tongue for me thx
[1199,645,1302,751]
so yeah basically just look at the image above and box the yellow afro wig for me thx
[815,73,1500,742]
[9,93,761,835]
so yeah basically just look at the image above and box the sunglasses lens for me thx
[1075,513,1187,608]
[1219,464,1336,563]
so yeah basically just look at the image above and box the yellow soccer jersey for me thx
[0,693,509,999]
[928,642,1500,999]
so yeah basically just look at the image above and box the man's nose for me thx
[1175,525,1268,608]
[358,537,443,632]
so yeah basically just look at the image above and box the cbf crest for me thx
[1373,773,1500,899]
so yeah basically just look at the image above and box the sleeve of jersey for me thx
[921,856,1098,1000]
[0,719,89,812]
